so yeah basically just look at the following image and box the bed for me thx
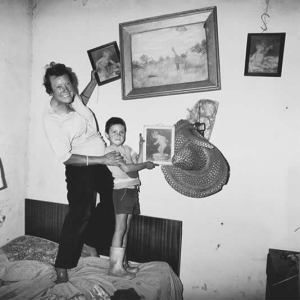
[0,198,183,300]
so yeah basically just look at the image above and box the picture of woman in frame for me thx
[87,41,121,85]
[95,49,120,81]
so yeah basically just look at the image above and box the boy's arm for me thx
[137,133,144,163]
[126,134,148,176]
[118,161,157,174]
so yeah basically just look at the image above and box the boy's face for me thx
[105,124,126,146]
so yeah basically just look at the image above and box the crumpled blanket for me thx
[0,250,113,300]
[0,250,183,300]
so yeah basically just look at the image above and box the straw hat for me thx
[161,120,230,198]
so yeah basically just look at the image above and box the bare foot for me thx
[55,268,68,284]
[108,266,135,280]
[124,261,139,274]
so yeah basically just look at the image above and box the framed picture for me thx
[119,6,221,100]
[143,125,175,165]
[87,41,121,86]
[244,33,286,77]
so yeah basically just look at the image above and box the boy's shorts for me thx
[113,187,140,215]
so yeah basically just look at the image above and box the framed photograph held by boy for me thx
[143,125,175,165]
[244,33,286,77]
[87,41,121,86]
[119,6,221,100]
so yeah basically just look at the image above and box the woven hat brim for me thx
[161,147,229,198]
[161,120,230,198]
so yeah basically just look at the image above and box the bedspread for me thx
[0,250,183,300]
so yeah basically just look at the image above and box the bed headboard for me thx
[25,198,182,276]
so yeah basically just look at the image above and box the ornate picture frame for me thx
[244,33,286,77]
[143,125,175,165]
[87,41,121,86]
[119,7,221,100]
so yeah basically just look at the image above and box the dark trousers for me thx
[54,164,115,269]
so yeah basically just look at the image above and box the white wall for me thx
[0,0,32,245]
[25,0,300,299]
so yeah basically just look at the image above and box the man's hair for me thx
[43,62,74,95]
[105,117,127,133]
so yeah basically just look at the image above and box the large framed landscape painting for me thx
[119,6,221,100]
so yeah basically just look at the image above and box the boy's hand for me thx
[139,133,145,147]
[145,161,159,169]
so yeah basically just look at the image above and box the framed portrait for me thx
[244,33,286,77]
[119,6,221,100]
[87,41,121,86]
[143,125,175,165]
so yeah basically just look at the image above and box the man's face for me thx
[50,74,74,104]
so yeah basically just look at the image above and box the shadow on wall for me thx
[0,158,7,191]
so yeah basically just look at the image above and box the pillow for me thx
[0,235,58,265]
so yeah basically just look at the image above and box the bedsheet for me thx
[0,250,183,300]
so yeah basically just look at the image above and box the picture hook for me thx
[261,13,270,33]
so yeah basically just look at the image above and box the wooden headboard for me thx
[25,198,182,276]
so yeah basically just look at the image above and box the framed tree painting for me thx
[87,41,121,86]
[119,6,221,100]
[143,125,175,165]
[244,33,286,77]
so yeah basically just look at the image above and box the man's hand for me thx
[104,151,124,166]
[91,70,98,83]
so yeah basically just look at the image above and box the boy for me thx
[104,117,158,279]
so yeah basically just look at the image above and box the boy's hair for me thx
[43,62,74,95]
[105,117,127,133]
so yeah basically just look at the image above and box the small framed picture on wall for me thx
[87,41,121,86]
[244,32,286,77]
[143,125,175,165]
